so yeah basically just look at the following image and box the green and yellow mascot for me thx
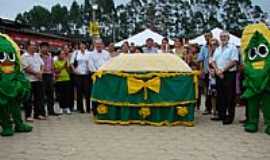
[241,23,270,135]
[0,33,32,137]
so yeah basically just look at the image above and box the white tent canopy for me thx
[115,29,174,47]
[190,28,241,46]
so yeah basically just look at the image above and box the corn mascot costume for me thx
[241,23,270,135]
[0,33,32,136]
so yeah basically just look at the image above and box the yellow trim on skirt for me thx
[91,98,196,107]
[93,118,194,127]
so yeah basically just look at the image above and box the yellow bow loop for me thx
[127,77,161,100]
[92,71,103,83]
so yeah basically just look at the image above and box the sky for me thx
[0,0,128,20]
[0,0,269,20]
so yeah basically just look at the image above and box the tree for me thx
[145,2,157,31]
[27,6,51,31]
[253,5,264,19]
[83,0,91,24]
[96,0,115,14]
[15,13,27,24]
[221,0,254,32]
[116,4,129,39]
[51,4,69,33]
[14,0,269,40]
[69,1,83,34]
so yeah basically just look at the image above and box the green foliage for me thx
[51,4,69,32]
[97,0,115,14]
[20,6,51,31]
[69,1,83,29]
[14,0,268,41]
[15,13,27,25]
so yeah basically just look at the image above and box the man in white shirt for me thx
[89,39,111,115]
[70,41,91,113]
[21,41,46,121]
[89,39,111,72]
[211,31,239,125]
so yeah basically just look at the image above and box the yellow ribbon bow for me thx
[127,77,161,100]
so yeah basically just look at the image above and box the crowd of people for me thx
[20,39,110,122]
[196,31,241,125]
[116,31,242,125]
[18,31,242,125]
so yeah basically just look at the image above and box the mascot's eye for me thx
[257,44,269,58]
[8,53,16,62]
[248,48,257,60]
[0,52,7,63]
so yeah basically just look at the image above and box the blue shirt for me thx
[213,43,239,72]
[143,47,158,53]
[197,45,210,73]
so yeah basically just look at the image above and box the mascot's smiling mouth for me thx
[0,61,15,74]
[252,60,265,70]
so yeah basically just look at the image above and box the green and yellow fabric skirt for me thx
[91,71,198,126]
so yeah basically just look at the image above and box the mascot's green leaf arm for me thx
[241,23,270,135]
[0,33,32,137]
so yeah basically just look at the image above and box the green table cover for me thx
[91,72,197,126]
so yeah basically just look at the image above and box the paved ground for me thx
[0,106,270,160]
